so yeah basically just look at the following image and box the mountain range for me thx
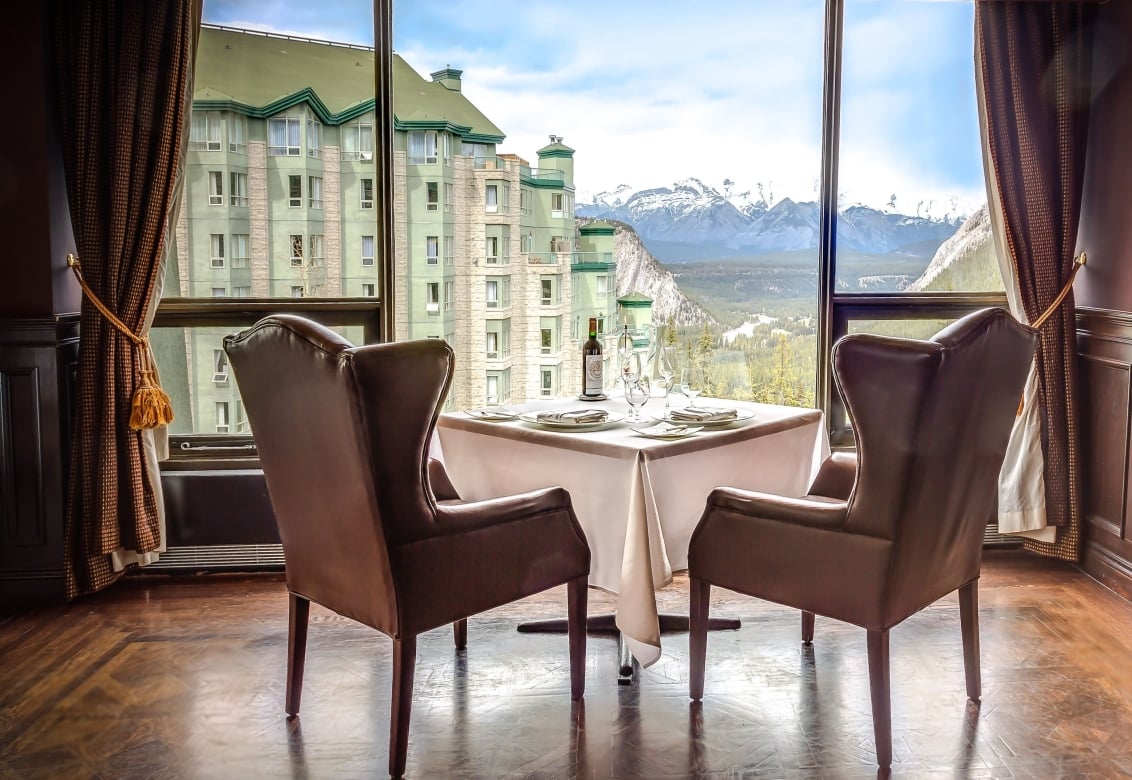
[578,178,972,261]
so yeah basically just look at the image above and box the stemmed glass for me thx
[624,377,650,423]
[681,366,706,407]
[659,346,677,409]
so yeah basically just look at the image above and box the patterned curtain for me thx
[53,0,202,597]
[976,2,1096,561]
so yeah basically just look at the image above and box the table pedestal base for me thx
[517,613,741,685]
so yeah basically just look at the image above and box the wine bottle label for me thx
[584,355,603,396]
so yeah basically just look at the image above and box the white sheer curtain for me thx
[976,40,1056,543]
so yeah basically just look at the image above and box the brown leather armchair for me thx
[224,315,590,778]
[687,307,1036,770]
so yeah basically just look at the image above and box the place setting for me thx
[518,408,625,431]
[463,407,520,422]
[651,366,755,427]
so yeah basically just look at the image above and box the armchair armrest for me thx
[807,452,857,501]
[705,487,848,531]
[435,486,581,536]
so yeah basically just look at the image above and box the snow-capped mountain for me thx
[906,205,1000,292]
[578,179,972,258]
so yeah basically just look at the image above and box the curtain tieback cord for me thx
[67,253,174,430]
[1017,251,1087,416]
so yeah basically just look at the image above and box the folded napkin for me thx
[467,407,517,421]
[669,406,738,423]
[536,408,610,424]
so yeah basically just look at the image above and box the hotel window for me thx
[486,331,499,359]
[426,236,439,265]
[228,114,247,153]
[486,374,499,405]
[362,283,375,297]
[596,275,609,296]
[361,235,374,266]
[189,110,222,151]
[288,175,302,207]
[426,282,440,313]
[210,234,225,268]
[408,130,438,164]
[216,401,230,433]
[485,184,498,213]
[485,279,499,309]
[444,281,454,311]
[212,349,229,383]
[309,176,323,209]
[485,236,499,265]
[307,119,322,158]
[236,401,248,433]
[541,368,555,397]
[310,234,325,267]
[521,188,532,216]
[207,171,223,205]
[230,234,249,268]
[342,121,374,161]
[444,183,454,213]
[229,172,248,207]
[441,132,451,163]
[541,278,554,306]
[289,234,304,267]
[232,285,251,298]
[444,235,454,266]
[290,286,305,298]
[360,178,374,209]
[426,181,439,211]
[551,192,564,218]
[211,287,226,297]
[541,328,553,355]
[268,116,301,156]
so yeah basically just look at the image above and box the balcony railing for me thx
[519,165,565,182]
[527,253,559,265]
[572,251,615,265]
[474,156,509,171]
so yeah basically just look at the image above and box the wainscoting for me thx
[1077,307,1132,601]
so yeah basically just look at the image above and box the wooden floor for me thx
[3,550,1132,779]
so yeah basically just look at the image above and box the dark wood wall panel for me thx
[0,366,46,547]
[1078,308,1132,601]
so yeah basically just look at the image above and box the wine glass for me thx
[681,366,706,407]
[624,377,650,423]
[620,343,640,384]
[659,346,677,408]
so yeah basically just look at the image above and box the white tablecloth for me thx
[435,398,829,667]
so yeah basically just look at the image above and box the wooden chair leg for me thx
[959,579,981,702]
[867,629,892,770]
[801,610,816,645]
[453,618,468,651]
[286,592,310,717]
[689,576,711,701]
[567,575,588,701]
[389,635,417,779]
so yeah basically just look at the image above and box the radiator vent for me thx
[984,523,1023,548]
[147,544,284,572]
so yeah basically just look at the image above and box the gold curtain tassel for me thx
[67,254,174,430]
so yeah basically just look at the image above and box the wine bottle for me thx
[582,317,603,397]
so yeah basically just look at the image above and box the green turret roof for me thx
[193,25,504,139]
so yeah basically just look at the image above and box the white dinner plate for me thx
[630,422,703,440]
[519,410,625,431]
[464,408,520,422]
[652,408,756,427]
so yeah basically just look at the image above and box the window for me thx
[210,234,225,268]
[269,117,301,156]
[486,331,499,359]
[310,234,325,267]
[444,235,454,266]
[211,287,227,297]
[485,236,499,265]
[541,278,553,306]
[521,188,532,216]
[426,236,439,265]
[541,328,553,355]
[290,286,305,298]
[485,184,498,213]
[596,275,609,296]
[232,285,251,298]
[408,130,438,164]
[212,349,229,383]
[228,114,247,153]
[361,235,374,266]
[485,279,499,309]
[229,172,248,207]
[444,183,454,213]
[216,401,230,433]
[426,181,439,211]
[442,132,451,163]
[230,234,249,268]
[236,401,248,433]
[486,374,499,405]
[360,178,374,209]
[342,121,374,161]
[208,171,223,205]
[444,280,454,311]
[189,110,222,151]
[485,369,510,405]
[309,176,323,209]
[551,192,564,218]
[362,283,375,296]
[307,119,322,158]
[551,236,571,254]
[426,282,440,313]
[541,368,555,397]
[288,175,302,207]
[289,234,304,267]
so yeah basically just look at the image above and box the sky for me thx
[202,0,987,216]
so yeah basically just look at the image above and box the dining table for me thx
[434,395,830,677]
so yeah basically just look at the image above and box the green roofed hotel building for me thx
[169,25,617,432]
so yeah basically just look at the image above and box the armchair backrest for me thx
[835,308,1036,623]
[224,315,454,633]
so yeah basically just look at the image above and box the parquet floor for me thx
[3,550,1132,778]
